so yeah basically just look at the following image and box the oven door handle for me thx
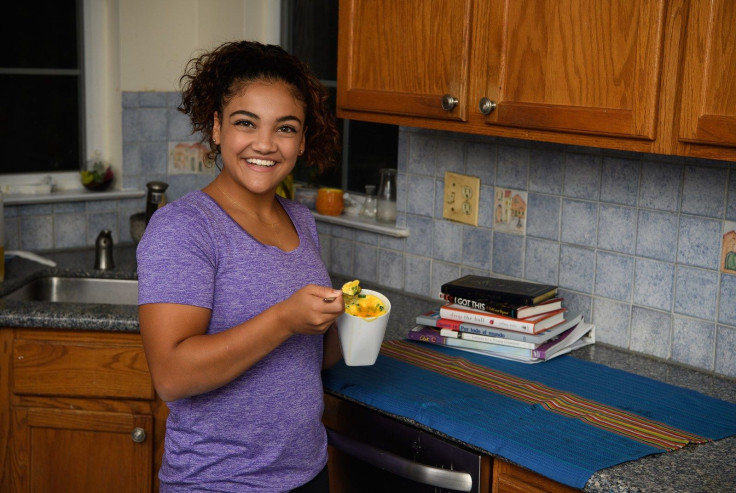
[326,428,473,492]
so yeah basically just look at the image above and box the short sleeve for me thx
[136,200,216,309]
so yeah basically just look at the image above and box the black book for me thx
[440,275,558,306]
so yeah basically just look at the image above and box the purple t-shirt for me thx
[137,190,330,492]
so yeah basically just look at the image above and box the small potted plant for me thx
[80,151,114,191]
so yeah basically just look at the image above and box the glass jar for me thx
[360,185,377,220]
[316,187,344,216]
[376,168,397,224]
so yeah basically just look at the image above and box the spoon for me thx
[323,280,362,303]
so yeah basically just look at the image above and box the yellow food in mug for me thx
[344,293,387,319]
[342,279,361,296]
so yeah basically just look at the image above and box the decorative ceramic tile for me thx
[561,199,597,247]
[639,160,681,212]
[564,153,601,200]
[595,251,634,301]
[719,226,736,267]
[677,215,722,270]
[719,273,736,326]
[671,316,715,370]
[600,157,640,206]
[492,232,524,278]
[168,142,213,175]
[404,254,432,297]
[526,193,560,240]
[636,210,678,261]
[674,266,718,321]
[630,306,671,359]
[141,142,169,175]
[598,204,637,254]
[496,144,529,189]
[681,166,726,218]
[524,237,559,285]
[592,298,631,347]
[462,226,492,270]
[633,258,675,311]
[529,148,564,194]
[493,188,527,235]
[558,244,595,292]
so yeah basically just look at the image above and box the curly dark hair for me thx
[179,40,340,172]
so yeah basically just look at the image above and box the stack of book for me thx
[408,275,595,363]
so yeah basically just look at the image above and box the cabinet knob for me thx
[479,98,497,115]
[441,94,459,111]
[131,427,147,443]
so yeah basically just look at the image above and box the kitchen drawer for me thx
[12,329,154,400]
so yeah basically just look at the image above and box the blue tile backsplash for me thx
[4,92,736,379]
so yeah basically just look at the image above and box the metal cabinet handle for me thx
[131,427,147,443]
[327,429,473,492]
[442,94,459,111]
[479,98,497,115]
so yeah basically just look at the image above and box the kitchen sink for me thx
[1,276,138,305]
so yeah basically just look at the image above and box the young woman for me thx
[137,41,343,492]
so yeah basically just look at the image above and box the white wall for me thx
[119,0,281,91]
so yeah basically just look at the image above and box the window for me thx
[280,0,399,194]
[0,0,84,175]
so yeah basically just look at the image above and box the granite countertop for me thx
[2,247,735,492]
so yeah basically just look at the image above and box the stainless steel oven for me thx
[324,395,488,493]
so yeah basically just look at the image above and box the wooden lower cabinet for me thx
[1,329,167,493]
[493,459,580,493]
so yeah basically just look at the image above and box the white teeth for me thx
[246,158,276,167]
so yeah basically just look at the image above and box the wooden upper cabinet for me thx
[474,0,667,140]
[337,0,474,121]
[677,0,736,150]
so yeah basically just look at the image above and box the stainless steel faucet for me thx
[94,230,114,270]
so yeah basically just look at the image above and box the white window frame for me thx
[3,0,121,193]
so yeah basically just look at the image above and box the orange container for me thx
[316,188,344,216]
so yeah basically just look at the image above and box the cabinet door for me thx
[477,0,667,140]
[677,0,736,148]
[493,459,579,493]
[337,0,473,121]
[10,407,153,493]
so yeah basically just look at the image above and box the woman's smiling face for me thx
[213,79,306,195]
